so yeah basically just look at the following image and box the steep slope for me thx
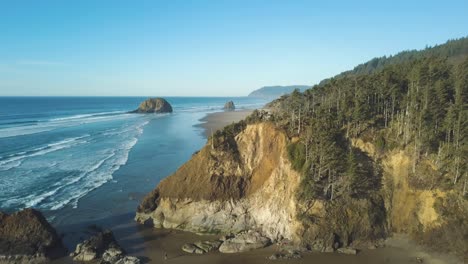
[136,123,302,240]
[136,38,467,259]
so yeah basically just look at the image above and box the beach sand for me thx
[55,220,458,264]
[196,109,253,138]
[52,110,460,264]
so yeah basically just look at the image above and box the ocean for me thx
[0,96,266,234]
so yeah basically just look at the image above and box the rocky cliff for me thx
[135,121,388,248]
[0,209,65,263]
[136,119,466,257]
[351,138,467,257]
[136,123,302,241]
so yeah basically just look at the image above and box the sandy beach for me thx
[196,109,254,137]
[55,221,459,264]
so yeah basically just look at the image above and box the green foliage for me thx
[320,37,468,85]
[418,194,468,257]
[375,133,386,153]
[273,38,468,199]
[278,37,467,253]
[287,142,306,171]
[211,120,247,155]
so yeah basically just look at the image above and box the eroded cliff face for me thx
[136,123,302,241]
[351,139,445,233]
[136,122,466,256]
[352,138,468,257]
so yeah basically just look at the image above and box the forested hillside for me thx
[320,37,468,85]
[273,56,467,197]
[262,38,467,256]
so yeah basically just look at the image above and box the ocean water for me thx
[0,96,266,227]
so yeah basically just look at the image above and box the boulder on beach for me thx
[337,247,358,255]
[182,240,223,254]
[223,101,235,111]
[131,98,173,113]
[0,208,66,263]
[218,230,270,253]
[70,230,140,263]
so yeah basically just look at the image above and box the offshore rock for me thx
[223,101,235,110]
[131,98,173,113]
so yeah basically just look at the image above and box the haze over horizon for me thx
[0,0,467,97]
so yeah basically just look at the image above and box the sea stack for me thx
[223,101,235,111]
[0,209,65,263]
[131,98,173,113]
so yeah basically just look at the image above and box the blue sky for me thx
[0,0,467,96]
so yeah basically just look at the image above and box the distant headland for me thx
[248,85,309,99]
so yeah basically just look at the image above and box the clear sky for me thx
[0,0,467,96]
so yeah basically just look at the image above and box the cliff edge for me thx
[136,122,302,241]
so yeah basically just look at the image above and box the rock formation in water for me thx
[223,101,235,110]
[131,98,173,113]
[70,230,140,264]
[0,209,65,263]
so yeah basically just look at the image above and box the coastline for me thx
[50,109,256,263]
[21,108,460,264]
[195,109,254,138]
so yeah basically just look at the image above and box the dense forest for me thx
[213,37,467,256]
[259,37,468,255]
[320,37,468,84]
[269,38,467,201]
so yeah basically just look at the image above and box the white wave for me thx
[23,189,59,208]
[0,160,22,171]
[50,147,131,210]
[0,126,58,139]
[88,153,115,172]
[1,151,115,210]
[50,111,125,121]
[0,119,150,212]
[47,135,89,147]
[0,136,88,168]
[0,111,136,139]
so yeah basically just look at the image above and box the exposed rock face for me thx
[131,98,173,113]
[0,209,65,263]
[70,230,139,264]
[218,230,270,253]
[136,123,301,241]
[223,101,235,110]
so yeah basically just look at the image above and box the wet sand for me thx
[54,222,460,264]
[195,109,253,138]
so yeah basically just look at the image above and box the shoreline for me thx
[195,109,254,138]
[49,109,460,264]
